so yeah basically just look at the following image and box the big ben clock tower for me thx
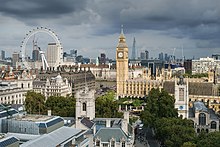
[116,26,128,98]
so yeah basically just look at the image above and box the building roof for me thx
[81,117,95,129]
[189,102,219,120]
[6,133,40,141]
[21,126,84,147]
[209,109,219,120]
[0,136,19,147]
[13,115,60,123]
[194,101,208,112]
[0,108,18,118]
[94,128,128,142]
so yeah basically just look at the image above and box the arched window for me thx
[197,128,200,133]
[199,113,206,125]
[82,102,86,111]
[21,83,24,88]
[211,121,217,129]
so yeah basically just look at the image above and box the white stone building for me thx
[192,57,220,74]
[33,74,72,98]
[0,72,33,105]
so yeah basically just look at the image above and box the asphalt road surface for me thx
[135,127,160,147]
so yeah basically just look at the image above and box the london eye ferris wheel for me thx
[21,27,63,70]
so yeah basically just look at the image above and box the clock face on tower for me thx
[179,105,184,110]
[118,52,123,58]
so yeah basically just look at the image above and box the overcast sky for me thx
[0,0,220,59]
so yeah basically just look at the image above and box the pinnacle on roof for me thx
[119,24,125,40]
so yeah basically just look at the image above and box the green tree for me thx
[181,142,196,147]
[155,118,196,147]
[96,91,123,118]
[195,132,220,147]
[140,88,178,127]
[25,91,46,114]
[45,96,76,117]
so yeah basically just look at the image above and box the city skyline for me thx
[0,0,220,59]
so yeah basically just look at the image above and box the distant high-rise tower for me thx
[46,43,62,67]
[159,52,163,61]
[0,50,5,60]
[12,52,19,68]
[99,53,106,64]
[131,37,136,60]
[32,47,40,61]
[145,50,149,60]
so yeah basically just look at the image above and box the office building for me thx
[0,50,5,60]
[12,52,19,68]
[159,52,163,61]
[1,115,64,135]
[46,43,62,67]
[192,57,220,74]
[32,47,40,61]
[99,53,106,64]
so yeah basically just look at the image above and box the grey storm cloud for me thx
[0,0,86,18]
[1,0,220,58]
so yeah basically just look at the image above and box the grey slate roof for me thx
[81,117,94,129]
[194,101,208,112]
[0,136,19,147]
[21,126,84,147]
[94,127,128,142]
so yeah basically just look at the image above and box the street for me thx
[134,127,160,147]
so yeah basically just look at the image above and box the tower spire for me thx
[121,24,124,34]
[132,37,136,60]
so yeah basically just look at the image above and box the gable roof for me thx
[94,127,128,142]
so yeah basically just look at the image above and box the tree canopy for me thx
[25,91,46,114]
[140,88,178,127]
[95,91,123,118]
[140,88,197,147]
[195,132,220,147]
[25,91,75,117]
[155,118,196,147]
[46,96,75,117]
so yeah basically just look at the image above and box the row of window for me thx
[96,140,125,147]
